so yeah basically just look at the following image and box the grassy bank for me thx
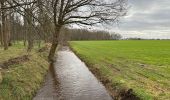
[70,40,170,100]
[0,43,49,100]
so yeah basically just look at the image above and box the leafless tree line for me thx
[0,0,127,62]
[59,28,122,43]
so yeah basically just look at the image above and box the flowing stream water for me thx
[34,47,112,100]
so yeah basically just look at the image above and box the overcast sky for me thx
[111,0,170,39]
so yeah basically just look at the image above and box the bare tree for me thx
[0,15,3,46]
[24,8,34,52]
[59,28,122,42]
[0,0,127,63]
[1,0,10,50]
[0,0,38,50]
[47,0,127,62]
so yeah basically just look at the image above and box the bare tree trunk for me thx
[0,0,2,46]
[0,24,3,46]
[1,6,8,50]
[23,32,27,46]
[48,27,61,62]
[27,38,33,52]
[0,6,2,46]
[24,35,27,46]
[7,16,11,46]
[23,13,27,47]
[27,25,34,52]
[25,8,34,52]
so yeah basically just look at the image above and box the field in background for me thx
[70,40,170,100]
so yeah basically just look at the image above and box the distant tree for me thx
[0,0,10,50]
[59,28,122,42]
[127,38,142,40]
[24,8,34,52]
[111,32,122,40]
[0,19,2,46]
[0,0,37,50]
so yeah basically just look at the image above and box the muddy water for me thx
[54,47,113,100]
[33,71,61,100]
[34,47,112,100]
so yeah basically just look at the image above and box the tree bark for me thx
[27,36,33,52]
[27,24,34,52]
[25,8,34,52]
[0,24,3,46]
[48,26,61,63]
[0,0,3,46]
[1,0,9,50]
[2,12,8,50]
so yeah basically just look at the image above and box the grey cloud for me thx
[118,0,170,33]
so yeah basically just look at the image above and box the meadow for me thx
[70,40,170,100]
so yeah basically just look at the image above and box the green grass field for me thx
[0,43,49,100]
[70,40,170,100]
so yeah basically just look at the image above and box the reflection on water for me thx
[54,47,112,100]
[34,47,112,100]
